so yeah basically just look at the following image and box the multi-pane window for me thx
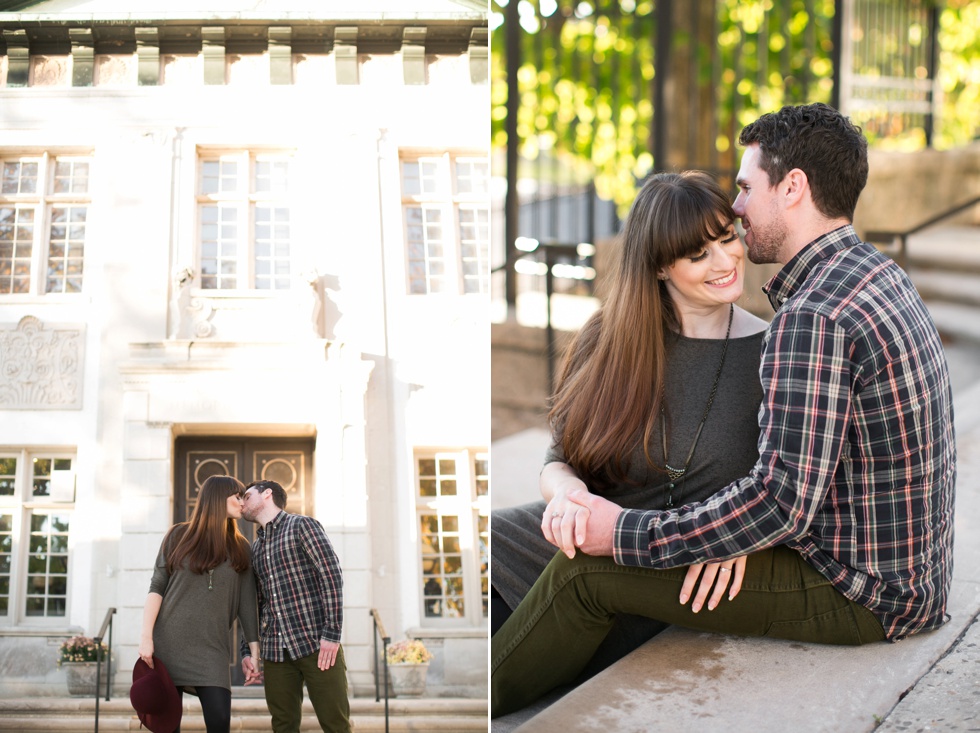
[0,450,75,625]
[402,152,489,295]
[416,449,488,626]
[197,151,293,290]
[0,153,91,295]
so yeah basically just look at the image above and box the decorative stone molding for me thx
[96,54,136,86]
[202,26,226,85]
[2,29,29,87]
[135,27,161,86]
[169,267,215,339]
[69,28,95,87]
[402,27,426,85]
[334,27,359,85]
[469,27,488,85]
[0,316,84,410]
[269,26,292,85]
[31,55,70,87]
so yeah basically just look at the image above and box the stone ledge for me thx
[494,364,980,733]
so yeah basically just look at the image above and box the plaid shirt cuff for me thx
[614,508,655,567]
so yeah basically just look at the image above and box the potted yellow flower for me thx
[58,635,109,696]
[385,639,433,698]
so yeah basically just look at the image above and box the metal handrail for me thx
[865,194,980,270]
[370,608,391,733]
[93,607,116,733]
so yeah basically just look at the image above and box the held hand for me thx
[679,555,747,613]
[541,494,592,560]
[138,639,154,669]
[242,656,264,685]
[540,466,591,559]
[565,490,622,556]
[318,640,339,671]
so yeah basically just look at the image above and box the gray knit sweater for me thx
[492,331,765,610]
[149,533,259,690]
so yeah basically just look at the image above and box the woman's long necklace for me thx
[207,569,214,591]
[660,303,734,508]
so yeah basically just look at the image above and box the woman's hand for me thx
[679,555,747,613]
[138,638,154,668]
[539,462,590,559]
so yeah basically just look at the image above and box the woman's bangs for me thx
[663,203,733,261]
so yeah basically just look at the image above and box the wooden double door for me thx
[173,436,315,685]
[174,437,315,530]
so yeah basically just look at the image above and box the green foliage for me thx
[491,0,980,211]
[935,0,980,148]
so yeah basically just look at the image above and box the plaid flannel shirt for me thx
[251,510,344,662]
[615,225,956,640]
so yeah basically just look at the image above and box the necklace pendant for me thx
[664,464,686,481]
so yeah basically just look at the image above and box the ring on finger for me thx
[551,511,562,518]
[719,567,731,573]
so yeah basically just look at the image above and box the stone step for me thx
[491,378,980,733]
[0,696,488,732]
[925,301,980,345]
[909,254,980,275]
[903,224,980,274]
[910,269,980,308]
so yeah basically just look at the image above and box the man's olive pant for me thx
[264,645,351,732]
[491,545,885,718]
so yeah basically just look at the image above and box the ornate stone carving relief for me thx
[0,316,84,409]
[95,54,136,86]
[30,55,70,86]
[168,266,324,341]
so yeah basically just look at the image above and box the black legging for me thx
[176,686,232,733]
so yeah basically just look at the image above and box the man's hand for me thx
[318,640,340,671]
[242,656,264,686]
[565,490,623,556]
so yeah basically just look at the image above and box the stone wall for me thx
[857,144,980,234]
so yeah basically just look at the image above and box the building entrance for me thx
[173,436,315,685]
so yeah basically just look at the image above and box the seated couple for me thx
[490,103,956,717]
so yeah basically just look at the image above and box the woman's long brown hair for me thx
[165,475,251,574]
[548,171,736,492]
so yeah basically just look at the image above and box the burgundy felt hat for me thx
[130,656,182,733]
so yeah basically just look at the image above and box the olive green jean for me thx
[490,545,885,718]
[263,646,351,732]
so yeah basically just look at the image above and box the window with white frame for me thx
[401,152,489,295]
[0,450,76,624]
[415,449,488,626]
[0,153,91,295]
[197,151,293,290]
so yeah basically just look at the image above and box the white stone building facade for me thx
[0,0,489,698]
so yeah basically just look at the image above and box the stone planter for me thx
[388,662,429,698]
[63,662,109,697]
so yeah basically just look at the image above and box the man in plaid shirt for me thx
[491,103,956,717]
[240,480,350,732]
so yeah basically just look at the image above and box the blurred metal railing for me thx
[865,195,980,271]
[370,608,391,733]
[93,607,116,733]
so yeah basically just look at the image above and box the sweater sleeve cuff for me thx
[614,508,654,567]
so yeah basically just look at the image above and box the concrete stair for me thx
[491,374,980,733]
[0,695,488,732]
[904,224,980,346]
